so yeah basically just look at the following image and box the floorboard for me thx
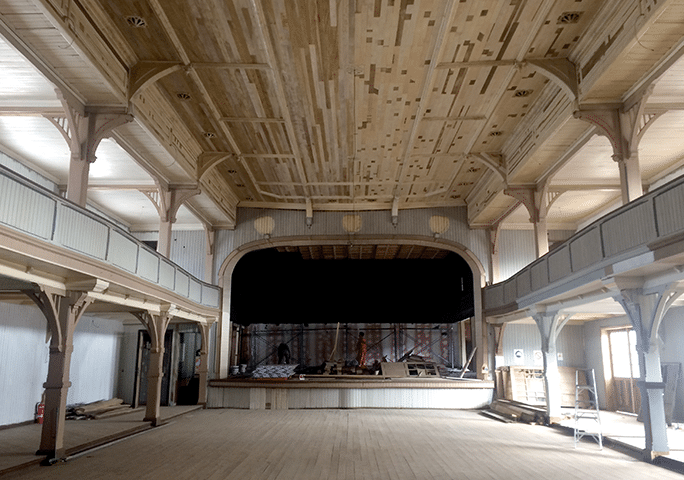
[2,408,682,479]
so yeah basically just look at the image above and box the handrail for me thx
[0,163,220,309]
[484,173,684,314]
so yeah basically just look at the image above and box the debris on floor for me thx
[66,398,133,420]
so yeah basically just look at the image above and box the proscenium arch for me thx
[216,235,488,379]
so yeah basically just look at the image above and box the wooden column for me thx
[531,307,572,423]
[46,92,133,207]
[141,186,200,258]
[197,323,211,406]
[574,88,660,205]
[204,226,215,284]
[24,288,94,461]
[133,309,172,426]
[612,281,682,459]
[503,186,549,258]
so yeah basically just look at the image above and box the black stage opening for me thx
[230,246,474,326]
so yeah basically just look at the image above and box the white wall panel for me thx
[501,323,584,369]
[221,207,490,280]
[0,302,124,426]
[498,230,536,281]
[67,316,124,405]
[0,302,49,426]
[170,230,205,280]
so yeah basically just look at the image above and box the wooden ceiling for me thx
[1,0,684,231]
[276,244,450,260]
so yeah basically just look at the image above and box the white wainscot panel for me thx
[654,182,684,237]
[504,280,517,305]
[202,286,220,308]
[547,246,571,283]
[175,270,190,297]
[516,269,532,298]
[189,278,202,303]
[530,261,549,291]
[569,227,602,272]
[601,201,656,257]
[107,231,138,273]
[485,285,504,309]
[0,176,55,239]
[159,260,176,290]
[55,205,108,259]
[137,248,159,283]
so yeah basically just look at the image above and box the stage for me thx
[207,376,494,410]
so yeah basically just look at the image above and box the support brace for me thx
[573,87,659,204]
[530,306,572,423]
[611,280,683,459]
[46,90,133,207]
[142,185,200,257]
[504,185,549,257]
[133,308,173,426]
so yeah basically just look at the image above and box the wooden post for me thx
[197,323,211,406]
[532,307,571,423]
[133,309,172,426]
[613,282,682,459]
[25,288,93,461]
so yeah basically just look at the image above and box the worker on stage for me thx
[355,332,367,366]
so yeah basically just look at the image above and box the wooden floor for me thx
[3,409,681,480]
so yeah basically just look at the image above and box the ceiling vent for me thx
[126,16,147,28]
[558,12,581,24]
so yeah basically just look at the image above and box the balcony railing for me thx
[484,174,684,314]
[0,164,220,309]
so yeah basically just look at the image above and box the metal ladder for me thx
[574,368,603,449]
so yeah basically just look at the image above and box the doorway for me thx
[604,327,640,414]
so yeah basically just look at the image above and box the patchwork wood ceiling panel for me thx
[6,0,681,230]
[80,0,605,211]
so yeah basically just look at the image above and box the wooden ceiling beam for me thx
[219,117,286,124]
[146,0,265,204]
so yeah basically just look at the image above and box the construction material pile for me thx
[251,364,298,379]
[66,398,131,420]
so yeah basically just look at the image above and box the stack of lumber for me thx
[483,399,547,425]
[66,398,131,420]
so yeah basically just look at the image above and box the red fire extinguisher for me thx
[35,402,45,424]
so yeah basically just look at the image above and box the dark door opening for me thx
[133,329,173,407]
